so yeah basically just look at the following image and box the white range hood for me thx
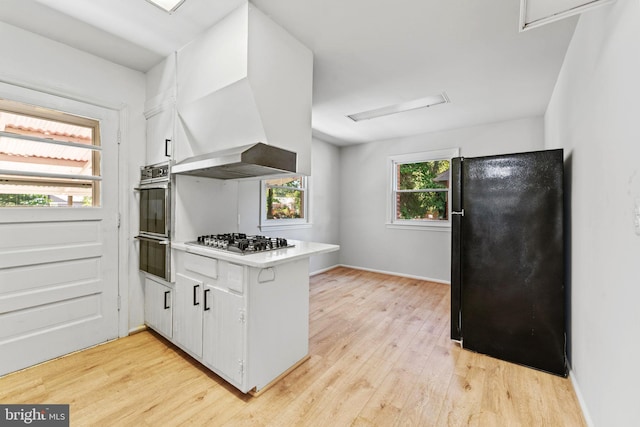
[174,1,313,176]
[171,142,296,179]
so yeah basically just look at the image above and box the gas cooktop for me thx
[186,233,293,255]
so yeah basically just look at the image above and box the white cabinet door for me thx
[144,277,173,339]
[145,108,174,165]
[173,273,203,357]
[203,285,245,386]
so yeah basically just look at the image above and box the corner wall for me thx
[237,137,341,273]
[545,1,640,425]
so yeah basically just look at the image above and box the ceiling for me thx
[0,0,578,146]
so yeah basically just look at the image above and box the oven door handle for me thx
[134,182,170,191]
[135,235,169,245]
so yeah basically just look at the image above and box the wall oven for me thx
[136,162,171,281]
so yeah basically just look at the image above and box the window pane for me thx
[0,193,51,206]
[0,175,96,206]
[0,192,93,207]
[0,110,94,145]
[0,135,97,176]
[265,176,304,189]
[266,187,304,219]
[397,191,448,220]
[0,103,100,207]
[397,160,449,190]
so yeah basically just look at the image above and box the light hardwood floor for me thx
[0,267,586,426]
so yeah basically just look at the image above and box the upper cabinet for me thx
[144,53,177,165]
[145,109,174,165]
[175,2,313,175]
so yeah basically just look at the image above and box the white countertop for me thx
[172,239,339,268]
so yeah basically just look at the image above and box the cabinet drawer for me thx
[185,253,218,279]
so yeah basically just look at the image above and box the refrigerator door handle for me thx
[452,209,465,216]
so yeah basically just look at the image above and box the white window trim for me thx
[259,175,311,232]
[387,148,459,231]
[0,97,103,207]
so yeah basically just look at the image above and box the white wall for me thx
[173,175,239,243]
[545,1,640,425]
[339,117,545,282]
[237,137,341,273]
[0,22,147,335]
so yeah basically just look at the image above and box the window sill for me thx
[386,222,451,232]
[259,223,312,232]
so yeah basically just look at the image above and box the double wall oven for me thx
[136,162,171,281]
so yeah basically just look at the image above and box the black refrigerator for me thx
[450,149,567,377]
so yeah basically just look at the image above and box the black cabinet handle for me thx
[204,289,211,311]
[193,284,200,306]
[163,291,170,309]
[165,139,171,157]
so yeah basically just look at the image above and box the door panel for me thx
[144,278,173,339]
[173,274,203,357]
[0,259,100,313]
[0,214,119,376]
[145,108,174,165]
[0,83,120,376]
[203,286,244,386]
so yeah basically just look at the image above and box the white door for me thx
[0,83,120,376]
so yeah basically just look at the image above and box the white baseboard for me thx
[128,324,148,336]
[568,366,594,427]
[337,264,450,285]
[309,264,341,276]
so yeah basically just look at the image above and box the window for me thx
[0,99,101,207]
[389,148,459,228]
[260,176,309,230]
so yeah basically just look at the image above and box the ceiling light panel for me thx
[146,0,186,13]
[347,93,450,122]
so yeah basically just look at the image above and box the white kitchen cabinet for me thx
[203,285,244,385]
[173,273,203,358]
[158,246,313,393]
[144,277,173,339]
[145,108,174,165]
[172,252,248,388]
[145,53,176,165]
[178,253,247,388]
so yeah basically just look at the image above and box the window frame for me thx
[259,175,311,231]
[387,148,459,230]
[0,98,102,207]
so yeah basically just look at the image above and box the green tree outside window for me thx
[396,160,449,220]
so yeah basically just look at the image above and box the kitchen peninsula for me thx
[144,239,339,394]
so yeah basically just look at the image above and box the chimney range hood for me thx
[171,142,296,180]
[173,2,313,177]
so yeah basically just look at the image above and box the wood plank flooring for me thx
[0,267,586,426]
